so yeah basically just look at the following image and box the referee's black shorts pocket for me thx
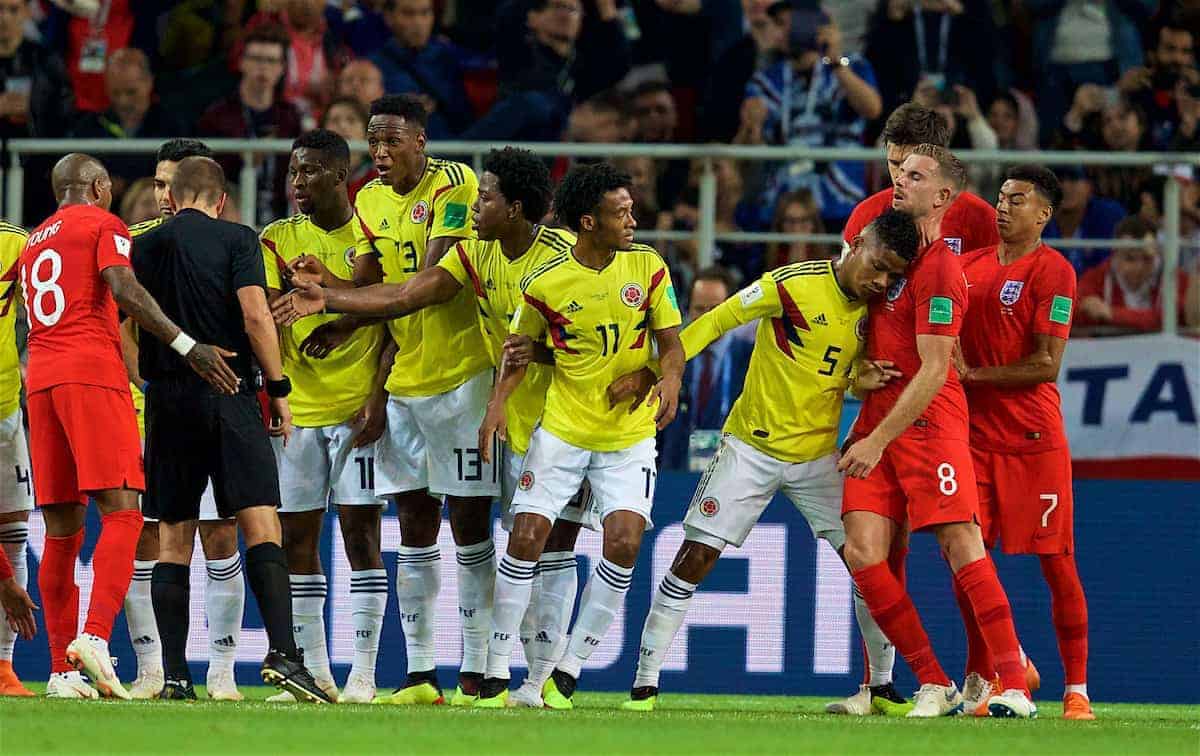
[210,395,280,518]
[144,384,216,524]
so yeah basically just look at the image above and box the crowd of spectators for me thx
[0,3,1196,326]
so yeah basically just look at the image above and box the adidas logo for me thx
[535,631,551,643]
[565,300,583,314]
[813,313,828,326]
[379,218,390,230]
[213,635,236,649]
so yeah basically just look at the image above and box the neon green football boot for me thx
[540,671,575,711]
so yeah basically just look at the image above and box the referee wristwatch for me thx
[265,376,292,398]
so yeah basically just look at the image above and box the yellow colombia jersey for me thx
[514,244,681,452]
[683,259,866,463]
[262,214,385,427]
[437,225,575,455]
[127,216,166,435]
[0,222,27,419]
[353,158,489,397]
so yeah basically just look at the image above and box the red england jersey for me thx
[960,244,1076,453]
[842,188,1000,255]
[854,240,970,441]
[20,204,133,394]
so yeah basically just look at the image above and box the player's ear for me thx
[580,213,594,233]
[415,129,426,153]
[509,200,523,222]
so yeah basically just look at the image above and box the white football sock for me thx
[854,585,895,687]
[1065,683,1088,698]
[205,553,244,675]
[395,545,440,673]
[632,572,696,689]
[557,558,633,681]
[455,539,495,676]
[290,573,332,683]
[0,523,29,662]
[526,551,577,687]
[125,558,161,672]
[349,569,388,682]
[485,554,536,680]
[518,571,542,665]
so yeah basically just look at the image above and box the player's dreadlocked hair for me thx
[156,138,213,165]
[293,129,351,169]
[369,94,428,129]
[1004,164,1064,212]
[553,162,633,233]
[867,209,921,262]
[484,148,552,222]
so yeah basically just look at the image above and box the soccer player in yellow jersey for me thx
[608,210,920,712]
[472,163,684,709]
[0,219,35,697]
[334,95,495,705]
[122,138,247,701]
[257,130,390,705]
[272,147,597,708]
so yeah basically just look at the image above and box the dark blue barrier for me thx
[10,474,1198,704]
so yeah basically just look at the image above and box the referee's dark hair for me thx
[293,129,351,171]
[484,147,552,222]
[171,156,226,207]
[866,209,920,262]
[1003,164,1064,212]
[369,94,428,130]
[156,139,213,165]
[553,162,633,233]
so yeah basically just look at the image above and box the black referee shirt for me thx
[132,209,266,386]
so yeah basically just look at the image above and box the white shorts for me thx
[510,427,657,529]
[140,439,222,523]
[501,446,599,531]
[0,409,32,515]
[272,422,385,513]
[684,435,845,550]
[376,370,500,499]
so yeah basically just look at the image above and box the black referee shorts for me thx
[143,377,280,524]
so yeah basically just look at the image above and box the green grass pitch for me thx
[2,685,1197,755]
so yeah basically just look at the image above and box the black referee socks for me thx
[151,562,192,683]
[245,543,299,658]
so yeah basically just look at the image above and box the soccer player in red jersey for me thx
[20,154,238,699]
[957,165,1093,721]
[841,103,1000,256]
[839,145,1036,718]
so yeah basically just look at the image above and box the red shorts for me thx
[842,435,978,532]
[27,384,144,506]
[973,446,1074,554]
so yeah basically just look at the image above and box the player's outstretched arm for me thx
[961,333,1067,388]
[839,334,954,479]
[103,266,241,395]
[649,326,685,430]
[849,359,902,398]
[273,268,462,325]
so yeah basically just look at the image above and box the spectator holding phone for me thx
[1117,18,1198,151]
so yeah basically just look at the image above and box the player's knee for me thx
[544,520,582,553]
[602,529,643,568]
[448,497,492,545]
[935,522,985,570]
[842,536,883,572]
[200,521,239,559]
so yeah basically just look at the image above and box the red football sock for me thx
[82,510,142,641]
[1040,553,1088,686]
[955,557,1026,694]
[953,572,995,678]
[39,529,84,673]
[852,561,950,687]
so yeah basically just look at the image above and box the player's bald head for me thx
[51,153,110,201]
[170,156,227,208]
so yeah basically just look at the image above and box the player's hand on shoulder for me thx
[0,577,37,640]
[477,400,507,464]
[854,359,902,393]
[186,343,240,395]
[269,396,293,445]
[350,393,388,449]
[838,435,885,479]
[648,374,682,430]
[607,367,658,411]
[272,279,327,326]
[287,254,332,287]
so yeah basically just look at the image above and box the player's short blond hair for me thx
[910,143,966,194]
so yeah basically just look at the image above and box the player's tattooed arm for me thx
[839,334,953,479]
[119,317,144,387]
[649,326,684,430]
[103,266,241,395]
[960,333,1067,387]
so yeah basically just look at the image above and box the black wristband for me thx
[265,376,292,398]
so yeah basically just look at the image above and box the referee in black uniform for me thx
[132,156,331,703]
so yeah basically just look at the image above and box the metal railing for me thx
[6,139,1199,332]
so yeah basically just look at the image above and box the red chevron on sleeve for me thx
[523,292,578,354]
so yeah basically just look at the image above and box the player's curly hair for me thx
[1004,164,1064,211]
[483,148,552,222]
[293,129,350,168]
[369,94,428,129]
[553,162,633,233]
[156,139,212,165]
[867,209,921,262]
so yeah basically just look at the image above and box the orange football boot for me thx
[1063,692,1095,720]
[1025,656,1041,694]
[974,676,1002,717]
[0,660,34,696]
